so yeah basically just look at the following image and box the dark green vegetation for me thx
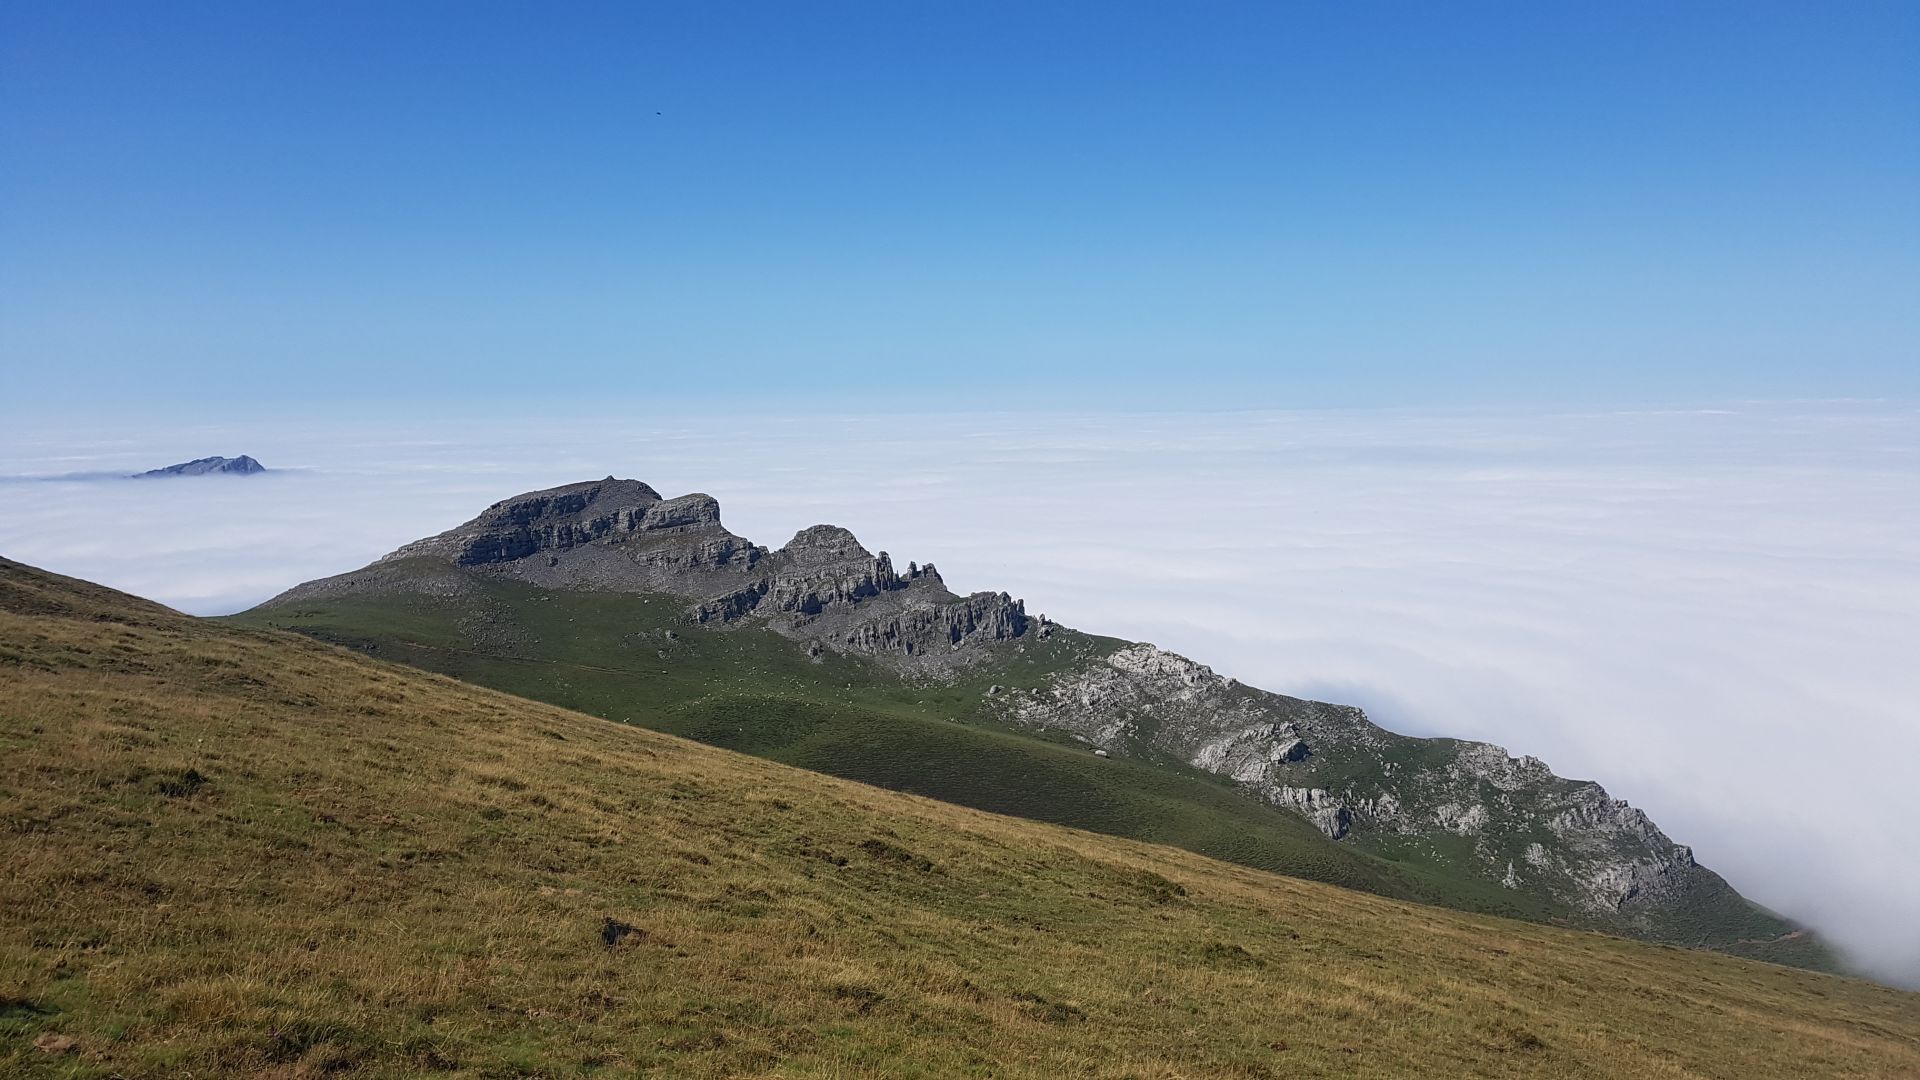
[6,557,1920,1077]
[234,572,1565,920]
[235,568,1834,972]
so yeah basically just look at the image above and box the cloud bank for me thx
[4,403,1917,983]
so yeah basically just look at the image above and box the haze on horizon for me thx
[3,1,1918,984]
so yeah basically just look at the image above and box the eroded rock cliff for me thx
[272,477,1027,666]
[1000,642,1705,919]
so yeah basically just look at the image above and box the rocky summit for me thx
[135,454,266,477]
[276,477,1030,668]
[255,478,1827,967]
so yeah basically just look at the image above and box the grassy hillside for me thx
[7,558,1919,1078]
[234,571,1810,959]
[232,574,1575,920]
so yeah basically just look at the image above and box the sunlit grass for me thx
[4,558,1917,1078]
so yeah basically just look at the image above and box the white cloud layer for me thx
[4,403,1918,983]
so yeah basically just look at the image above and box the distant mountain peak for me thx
[136,454,265,477]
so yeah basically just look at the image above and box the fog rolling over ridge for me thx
[3,402,1916,983]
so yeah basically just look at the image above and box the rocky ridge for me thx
[998,642,1704,919]
[275,477,1029,667]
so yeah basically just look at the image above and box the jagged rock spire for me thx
[312,477,1031,666]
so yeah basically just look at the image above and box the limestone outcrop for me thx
[694,523,1027,663]
[271,477,1027,666]
[1000,641,1704,918]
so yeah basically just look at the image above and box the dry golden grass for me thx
[2,559,1917,1078]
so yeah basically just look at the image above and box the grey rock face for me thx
[999,641,1701,918]
[695,524,1027,664]
[136,455,265,477]
[274,477,1027,666]
[367,479,762,598]
[383,479,744,570]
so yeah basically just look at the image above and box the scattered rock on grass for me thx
[33,1033,78,1055]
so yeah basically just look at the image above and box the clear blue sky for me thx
[2,1,1915,416]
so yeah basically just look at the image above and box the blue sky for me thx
[2,1,1915,415]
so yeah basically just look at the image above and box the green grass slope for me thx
[5,558,1919,1078]
[236,570,1583,923]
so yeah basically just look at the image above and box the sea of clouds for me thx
[4,402,1917,983]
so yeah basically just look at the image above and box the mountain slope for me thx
[239,569,1463,911]
[3,557,1917,1078]
[242,478,1830,969]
